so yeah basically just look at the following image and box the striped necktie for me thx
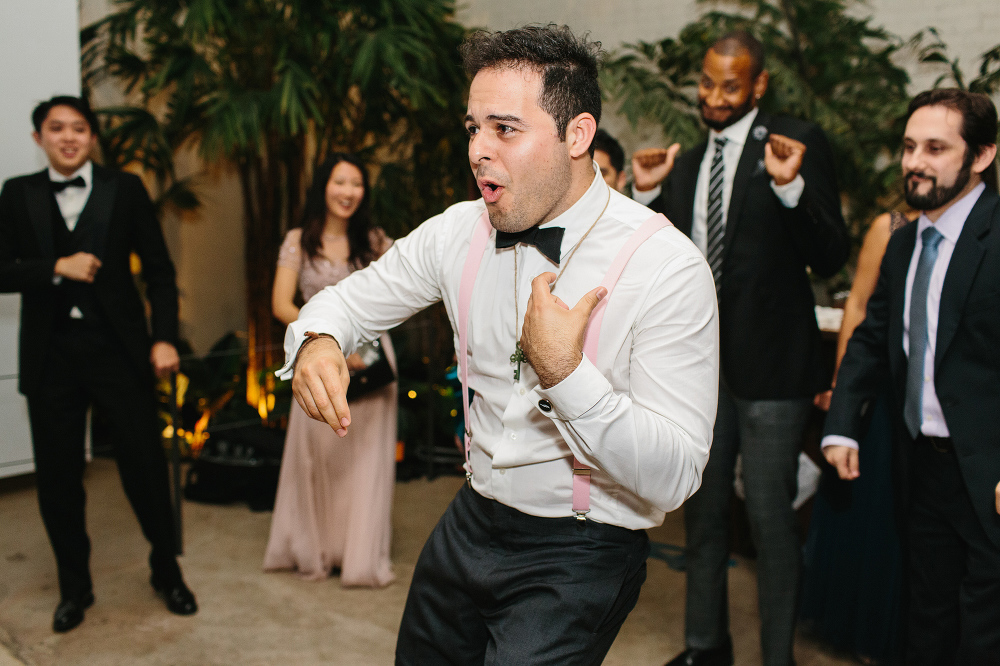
[903,226,944,439]
[706,137,728,292]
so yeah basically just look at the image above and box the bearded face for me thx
[903,159,972,212]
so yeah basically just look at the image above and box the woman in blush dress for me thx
[263,153,397,587]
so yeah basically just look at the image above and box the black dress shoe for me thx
[664,644,734,666]
[53,591,95,633]
[150,575,198,615]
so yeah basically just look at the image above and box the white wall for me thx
[0,0,82,477]
[869,0,1000,93]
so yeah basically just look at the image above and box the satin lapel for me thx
[78,165,117,259]
[24,171,55,258]
[724,112,769,257]
[673,141,705,236]
[935,189,997,368]
[888,222,917,384]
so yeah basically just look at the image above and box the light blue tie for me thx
[904,226,944,439]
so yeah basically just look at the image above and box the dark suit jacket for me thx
[824,187,1000,548]
[0,164,178,395]
[650,112,849,399]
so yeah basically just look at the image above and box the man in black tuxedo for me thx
[823,88,1000,664]
[633,32,848,666]
[0,96,196,632]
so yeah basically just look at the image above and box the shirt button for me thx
[538,399,552,412]
[499,469,506,475]
[519,388,526,396]
[510,433,517,440]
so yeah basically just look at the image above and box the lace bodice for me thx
[277,227,392,302]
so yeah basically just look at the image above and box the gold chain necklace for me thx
[508,191,611,381]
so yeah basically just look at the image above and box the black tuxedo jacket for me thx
[650,112,849,399]
[0,164,178,395]
[825,187,1000,548]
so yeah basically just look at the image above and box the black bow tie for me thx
[50,176,86,193]
[495,225,565,264]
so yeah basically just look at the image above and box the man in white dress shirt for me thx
[823,88,1000,664]
[280,25,719,664]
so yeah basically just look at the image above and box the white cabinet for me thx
[0,294,33,478]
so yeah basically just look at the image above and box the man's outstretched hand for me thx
[291,337,352,437]
[520,272,606,389]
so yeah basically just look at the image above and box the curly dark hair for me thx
[298,153,376,268]
[460,24,602,141]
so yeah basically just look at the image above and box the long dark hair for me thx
[298,153,376,268]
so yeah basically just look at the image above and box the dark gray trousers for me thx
[682,385,812,666]
[395,484,649,665]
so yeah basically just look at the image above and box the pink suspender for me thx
[458,210,672,520]
[457,212,494,463]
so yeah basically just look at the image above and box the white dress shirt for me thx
[279,165,720,529]
[48,161,94,316]
[822,182,985,451]
[49,161,93,232]
[633,108,804,256]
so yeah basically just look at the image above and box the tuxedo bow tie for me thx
[495,225,565,264]
[50,176,86,193]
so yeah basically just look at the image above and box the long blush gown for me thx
[263,227,397,587]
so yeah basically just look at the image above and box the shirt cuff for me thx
[275,323,341,380]
[631,184,662,206]
[770,174,804,208]
[534,355,610,421]
[821,434,859,451]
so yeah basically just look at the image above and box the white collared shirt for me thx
[633,107,804,256]
[48,161,94,313]
[48,161,93,232]
[902,182,984,437]
[279,166,720,529]
[822,182,985,451]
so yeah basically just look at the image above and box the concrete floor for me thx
[0,458,856,665]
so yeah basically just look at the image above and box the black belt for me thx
[917,434,952,453]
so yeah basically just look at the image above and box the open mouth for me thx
[478,179,504,204]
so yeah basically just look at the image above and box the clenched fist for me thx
[631,144,681,192]
[764,134,806,186]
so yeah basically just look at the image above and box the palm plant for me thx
[81,0,471,409]
[604,1,1000,261]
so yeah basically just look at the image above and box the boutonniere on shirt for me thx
[752,125,769,141]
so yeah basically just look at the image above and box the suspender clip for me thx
[573,466,591,521]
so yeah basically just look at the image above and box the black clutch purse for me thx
[346,338,395,400]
